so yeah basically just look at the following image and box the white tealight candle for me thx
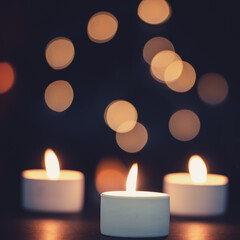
[22,149,85,213]
[163,155,229,217]
[101,163,170,238]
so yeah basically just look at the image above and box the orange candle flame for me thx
[126,163,138,193]
[189,155,207,183]
[44,149,60,180]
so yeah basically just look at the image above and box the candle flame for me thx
[126,163,138,193]
[189,155,207,183]
[44,149,60,180]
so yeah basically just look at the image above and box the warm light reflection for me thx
[36,220,65,240]
[87,12,118,43]
[183,222,211,240]
[138,0,171,25]
[166,61,196,92]
[151,50,182,83]
[169,109,200,141]
[197,73,229,105]
[126,163,138,193]
[116,122,148,153]
[44,80,74,112]
[104,100,138,133]
[189,155,207,183]
[45,37,75,70]
[44,149,60,180]
[143,37,175,64]
[95,157,127,194]
[0,62,15,94]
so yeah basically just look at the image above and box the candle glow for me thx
[44,149,60,180]
[22,149,85,212]
[101,162,170,237]
[163,155,228,216]
[189,155,207,184]
[126,163,138,193]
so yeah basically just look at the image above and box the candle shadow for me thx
[100,234,168,240]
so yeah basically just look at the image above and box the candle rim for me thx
[22,169,84,181]
[101,191,169,199]
[164,172,228,186]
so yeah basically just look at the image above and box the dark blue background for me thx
[0,0,239,217]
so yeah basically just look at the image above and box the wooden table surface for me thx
[0,210,239,240]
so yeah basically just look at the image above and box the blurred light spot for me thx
[143,37,175,64]
[45,37,75,70]
[197,73,229,105]
[95,157,127,194]
[44,80,74,112]
[166,61,196,92]
[138,0,171,25]
[87,12,118,43]
[0,62,15,94]
[116,122,148,153]
[150,50,182,83]
[150,65,165,83]
[169,109,200,141]
[104,100,138,133]
[164,60,184,83]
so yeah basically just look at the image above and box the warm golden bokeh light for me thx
[138,0,171,25]
[0,62,15,94]
[143,37,175,64]
[150,50,182,83]
[87,12,118,43]
[164,60,184,83]
[166,61,196,92]
[189,155,207,183]
[126,163,138,193]
[95,157,127,194]
[44,149,60,180]
[169,109,200,141]
[44,80,74,112]
[197,73,229,105]
[116,122,148,153]
[45,37,75,70]
[104,100,138,133]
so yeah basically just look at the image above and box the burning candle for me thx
[163,155,228,216]
[22,149,85,213]
[101,163,170,238]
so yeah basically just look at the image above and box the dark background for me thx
[0,0,239,220]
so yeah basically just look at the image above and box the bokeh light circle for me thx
[45,37,75,70]
[143,37,175,64]
[44,80,74,112]
[87,12,118,43]
[116,122,148,153]
[166,61,196,92]
[169,109,200,141]
[95,157,127,194]
[104,100,138,133]
[197,73,229,105]
[138,0,171,25]
[0,62,15,94]
[150,50,182,83]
